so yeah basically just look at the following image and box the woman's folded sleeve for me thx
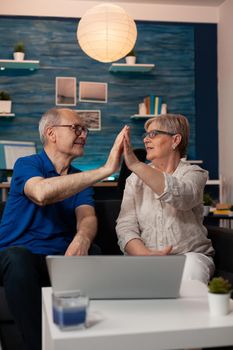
[155,167,208,211]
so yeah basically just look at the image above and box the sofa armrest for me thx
[207,225,233,285]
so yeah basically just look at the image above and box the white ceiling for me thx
[84,0,226,6]
[0,0,225,21]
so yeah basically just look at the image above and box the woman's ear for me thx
[172,134,182,150]
[173,133,182,146]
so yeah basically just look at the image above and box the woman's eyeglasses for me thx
[143,129,176,139]
[52,124,89,137]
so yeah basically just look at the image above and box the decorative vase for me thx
[13,52,25,61]
[203,205,210,216]
[125,56,136,64]
[161,103,167,115]
[208,292,231,316]
[138,102,147,115]
[0,100,12,114]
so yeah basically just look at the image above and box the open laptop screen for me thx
[46,255,186,299]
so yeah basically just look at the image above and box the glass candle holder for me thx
[52,290,89,330]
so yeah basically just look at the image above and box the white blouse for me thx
[116,160,214,256]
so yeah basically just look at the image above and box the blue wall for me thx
[0,16,218,177]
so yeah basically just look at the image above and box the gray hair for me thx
[144,114,190,158]
[39,108,74,144]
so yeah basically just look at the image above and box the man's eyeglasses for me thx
[143,129,176,139]
[52,124,89,137]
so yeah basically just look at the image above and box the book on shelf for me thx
[212,203,233,216]
[154,96,162,116]
[150,95,155,114]
[216,203,232,210]
[143,96,150,114]
[213,209,233,216]
[143,95,162,115]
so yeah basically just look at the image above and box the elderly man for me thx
[0,108,126,350]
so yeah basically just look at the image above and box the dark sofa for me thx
[1,199,233,349]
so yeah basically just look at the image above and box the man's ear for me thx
[46,126,56,143]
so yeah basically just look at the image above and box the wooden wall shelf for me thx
[0,59,40,70]
[0,113,15,117]
[130,114,159,119]
[109,63,155,73]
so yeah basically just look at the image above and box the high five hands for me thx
[104,125,128,175]
[104,125,140,175]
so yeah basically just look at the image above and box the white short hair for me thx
[39,108,79,144]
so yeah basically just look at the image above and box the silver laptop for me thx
[46,255,186,299]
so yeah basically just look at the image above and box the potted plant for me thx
[13,42,25,61]
[203,192,213,216]
[125,48,136,64]
[0,91,12,114]
[208,277,232,316]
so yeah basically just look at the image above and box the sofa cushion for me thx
[0,322,24,350]
[94,199,122,255]
[0,288,12,321]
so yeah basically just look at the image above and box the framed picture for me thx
[56,77,77,106]
[76,110,101,131]
[79,81,108,103]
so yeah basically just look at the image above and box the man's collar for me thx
[38,149,79,175]
[38,149,57,173]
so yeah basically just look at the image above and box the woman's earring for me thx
[172,144,176,150]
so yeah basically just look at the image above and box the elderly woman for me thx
[116,114,214,284]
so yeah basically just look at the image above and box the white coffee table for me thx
[42,280,233,350]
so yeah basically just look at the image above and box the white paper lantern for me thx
[77,3,137,63]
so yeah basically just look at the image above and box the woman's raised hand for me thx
[123,126,141,171]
